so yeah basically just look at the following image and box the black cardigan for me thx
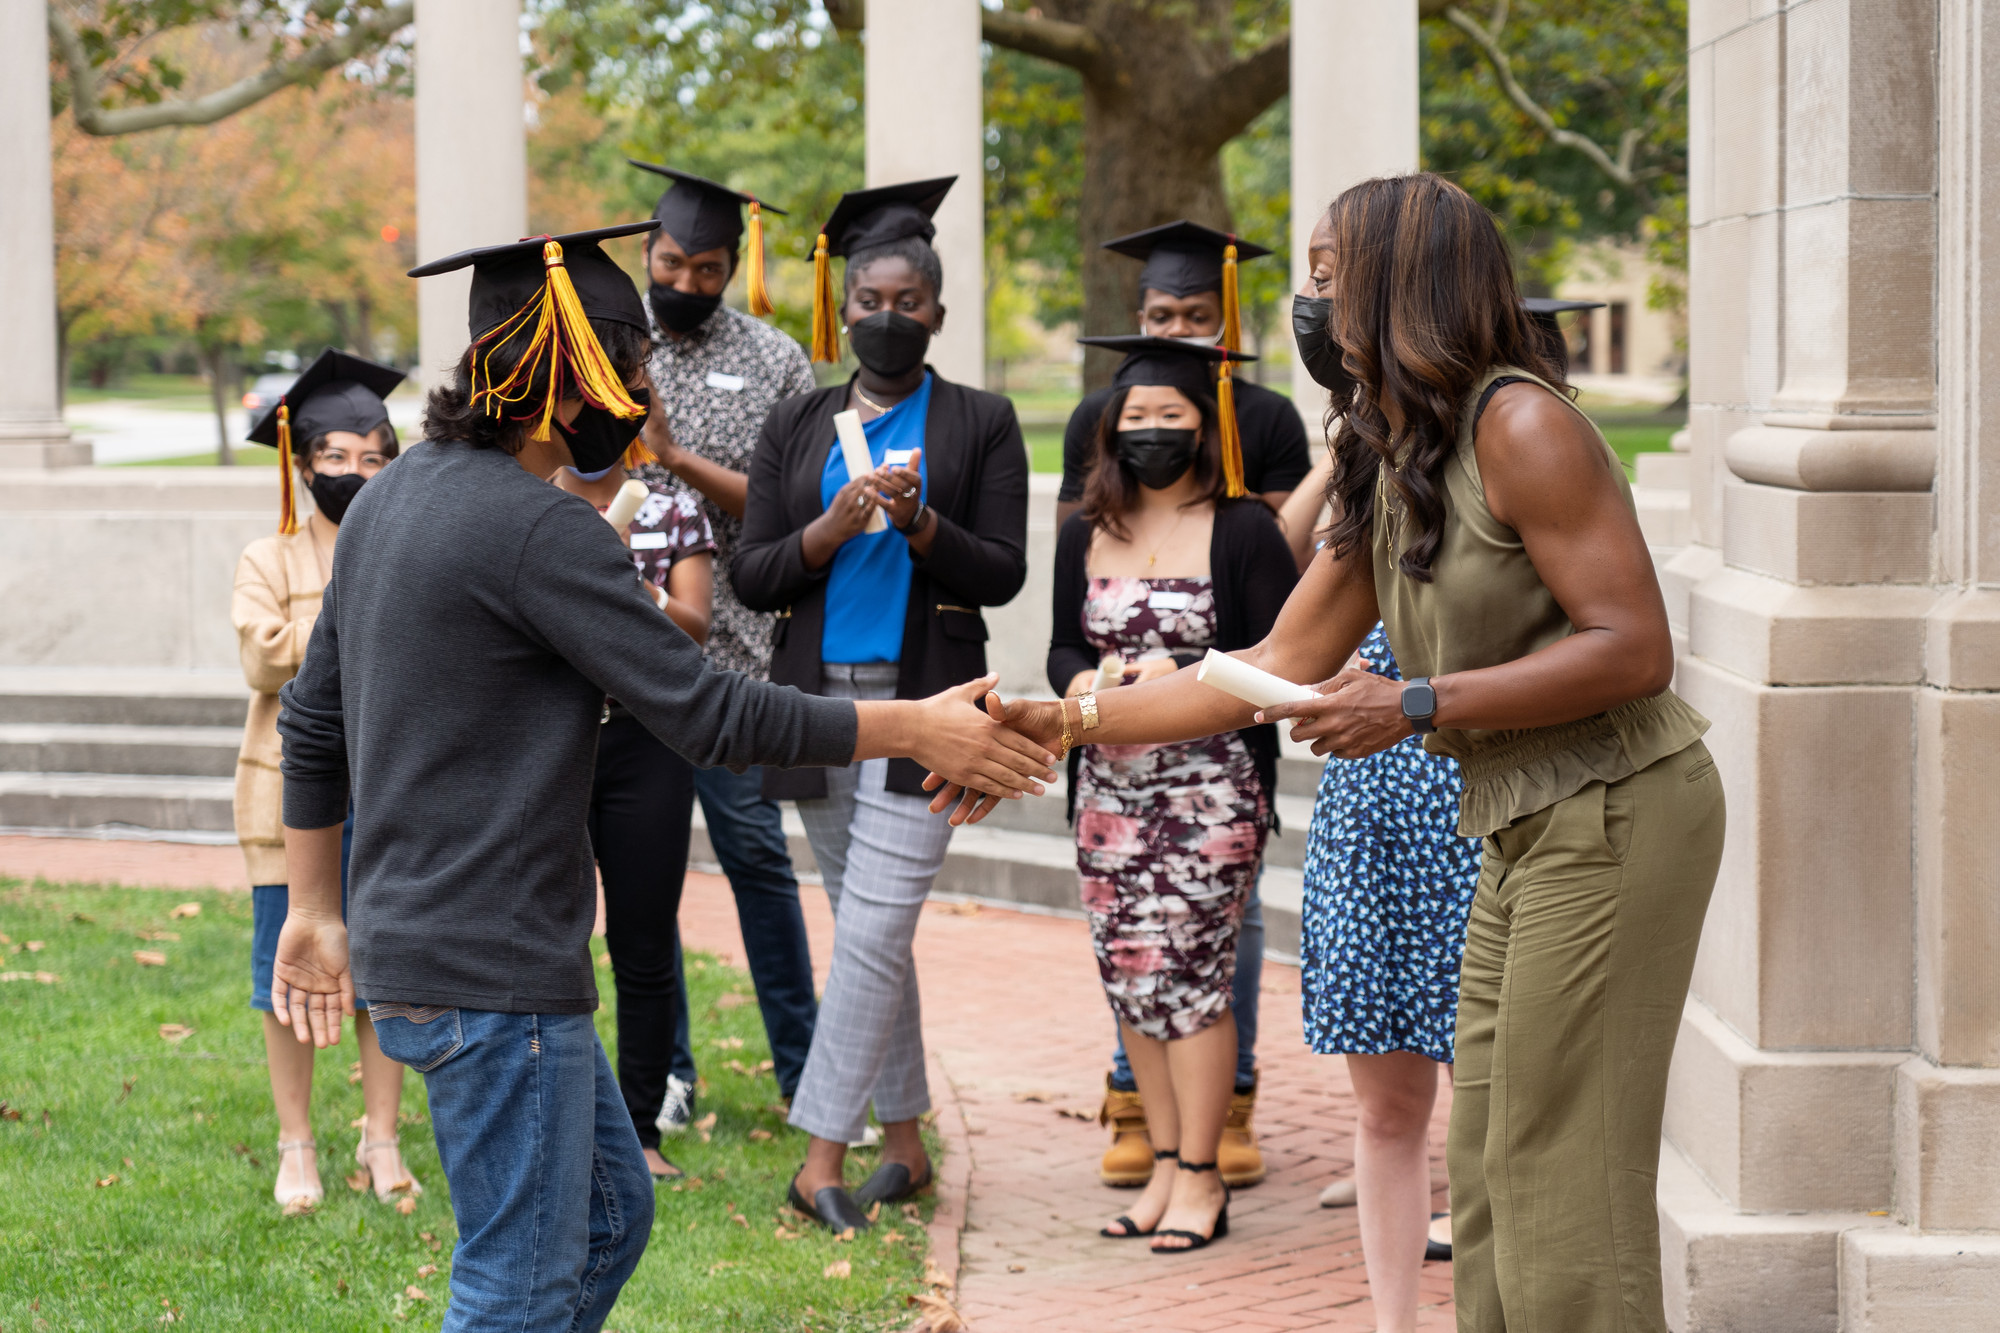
[734,369,1029,800]
[1047,498,1299,825]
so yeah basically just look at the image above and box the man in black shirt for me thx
[1056,221,1312,529]
[271,223,1052,1332]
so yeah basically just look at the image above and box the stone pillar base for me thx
[1839,1229,2000,1333]
[0,436,92,469]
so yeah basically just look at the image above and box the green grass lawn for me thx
[110,451,279,468]
[1,880,937,1332]
[66,375,215,408]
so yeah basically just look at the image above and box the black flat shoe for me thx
[787,1170,873,1233]
[853,1158,934,1207]
[1425,1211,1452,1262]
[1150,1158,1230,1254]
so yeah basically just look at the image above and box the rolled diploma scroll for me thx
[603,478,648,531]
[1195,648,1317,709]
[833,409,889,534]
[1091,655,1125,692]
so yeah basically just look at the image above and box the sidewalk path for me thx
[2,835,1455,1330]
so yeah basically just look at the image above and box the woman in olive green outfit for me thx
[941,173,1722,1332]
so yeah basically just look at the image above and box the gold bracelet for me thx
[1058,696,1075,757]
[1078,691,1101,731]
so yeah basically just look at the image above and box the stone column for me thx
[415,0,527,392]
[863,0,984,388]
[1660,0,2000,1326]
[0,0,86,468]
[1288,0,1418,417]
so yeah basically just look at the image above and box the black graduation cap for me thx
[1079,336,1257,497]
[407,222,657,443]
[1521,297,1604,374]
[1102,221,1273,300]
[627,161,788,254]
[246,350,402,449]
[810,177,956,363]
[407,222,657,340]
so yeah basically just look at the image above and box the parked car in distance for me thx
[241,373,296,413]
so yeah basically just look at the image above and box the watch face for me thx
[1402,682,1436,718]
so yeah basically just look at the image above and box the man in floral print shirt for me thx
[631,163,821,1132]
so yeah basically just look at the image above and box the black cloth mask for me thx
[848,311,933,377]
[649,283,723,335]
[558,388,651,475]
[307,470,367,525]
[1292,294,1354,395]
[1116,427,1201,490]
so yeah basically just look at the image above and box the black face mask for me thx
[1292,294,1355,395]
[557,388,651,475]
[848,311,933,377]
[307,470,367,525]
[1116,427,1201,490]
[649,283,723,335]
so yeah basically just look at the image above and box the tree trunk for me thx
[202,344,235,466]
[354,295,375,360]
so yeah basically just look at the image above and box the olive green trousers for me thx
[1449,741,1725,1333]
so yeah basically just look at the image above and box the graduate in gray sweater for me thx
[269,221,1053,1333]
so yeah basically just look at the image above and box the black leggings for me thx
[587,712,696,1151]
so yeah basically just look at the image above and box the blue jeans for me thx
[671,763,818,1098]
[1110,877,1263,1092]
[370,1007,653,1333]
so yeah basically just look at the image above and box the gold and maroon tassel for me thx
[1218,360,1246,498]
[471,240,646,442]
[276,404,300,535]
[1221,240,1243,363]
[745,200,774,318]
[810,232,840,363]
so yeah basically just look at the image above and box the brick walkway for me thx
[1,835,1455,1330]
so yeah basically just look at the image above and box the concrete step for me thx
[0,723,240,778]
[965,775,1317,868]
[0,668,248,727]
[0,771,235,833]
[0,466,276,512]
[1633,483,1692,549]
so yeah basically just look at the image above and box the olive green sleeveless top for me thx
[1372,366,1708,837]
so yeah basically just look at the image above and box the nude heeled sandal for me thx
[274,1138,323,1214]
[356,1134,422,1203]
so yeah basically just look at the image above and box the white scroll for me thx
[603,478,648,531]
[1091,655,1126,692]
[1195,649,1317,709]
[833,409,889,534]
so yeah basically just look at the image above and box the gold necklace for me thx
[852,383,896,415]
[1144,507,1189,569]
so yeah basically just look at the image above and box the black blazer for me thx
[1047,497,1299,824]
[734,369,1030,800]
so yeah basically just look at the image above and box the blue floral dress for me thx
[1299,624,1483,1062]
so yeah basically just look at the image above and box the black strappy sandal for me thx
[1101,1149,1178,1238]
[1150,1158,1230,1253]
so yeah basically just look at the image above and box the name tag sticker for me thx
[629,531,669,550]
[1148,590,1194,612]
[705,371,746,392]
[883,449,916,468]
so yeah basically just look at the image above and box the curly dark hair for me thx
[420,319,651,454]
[844,235,943,302]
[1079,384,1227,542]
[1317,173,1569,582]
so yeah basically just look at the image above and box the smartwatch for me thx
[1401,676,1438,735]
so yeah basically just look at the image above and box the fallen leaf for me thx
[345,1169,370,1192]
[774,1225,801,1240]
[1011,1091,1058,1104]
[708,1261,738,1275]
[1,971,63,984]
[923,1257,955,1292]
[747,1128,773,1141]
[938,900,980,917]
[95,1173,119,1187]
[419,1232,441,1251]
[778,1205,807,1223]
[1056,1107,1094,1121]
[395,1195,418,1215]
[901,1203,922,1221]
[335,1278,348,1296]
[723,1059,752,1076]
[834,1227,856,1243]
[351,1115,368,1129]
[232,1143,251,1156]
[694,1111,716,1144]
[71,912,95,924]
[416,1263,437,1278]
[0,1103,19,1121]
[132,950,167,967]
[138,930,180,942]
[713,993,752,1010]
[1007,1263,1025,1273]
[755,1059,774,1073]
[347,1061,363,1085]
[686,1219,697,1232]
[879,1228,906,1245]
[823,1259,851,1280]
[867,1202,882,1222]
[168,903,201,919]
[403,1285,428,1301]
[709,1036,745,1050]
[907,1290,966,1332]
[596,953,611,968]
[282,1195,316,1216]
[157,1024,194,1043]
[713,951,734,966]
[25,941,46,952]
[0,931,9,943]
[730,1213,749,1229]
[117,1079,136,1105]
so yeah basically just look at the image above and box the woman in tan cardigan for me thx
[233,351,419,1213]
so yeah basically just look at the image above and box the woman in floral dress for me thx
[1048,337,1297,1251]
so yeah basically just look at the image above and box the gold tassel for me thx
[276,404,300,536]
[745,201,774,318]
[1221,241,1242,365]
[1218,361,1246,498]
[811,232,840,363]
[472,241,644,442]
[622,436,657,471]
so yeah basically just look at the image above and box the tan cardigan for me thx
[232,518,330,886]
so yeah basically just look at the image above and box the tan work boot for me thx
[1098,1075,1154,1187]
[1219,1070,1266,1187]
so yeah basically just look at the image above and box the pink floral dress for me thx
[1074,576,1269,1040]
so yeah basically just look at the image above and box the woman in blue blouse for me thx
[734,179,1030,1233]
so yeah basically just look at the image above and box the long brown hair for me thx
[1318,174,1568,582]
[1080,385,1228,541]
